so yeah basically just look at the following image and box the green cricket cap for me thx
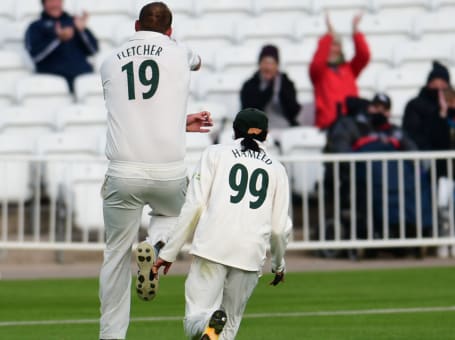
[233,108,268,135]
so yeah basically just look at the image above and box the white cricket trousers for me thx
[99,176,187,340]
[184,256,259,340]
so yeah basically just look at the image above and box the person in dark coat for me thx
[402,61,451,151]
[240,44,301,128]
[25,0,98,92]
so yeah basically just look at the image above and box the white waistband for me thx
[107,160,187,180]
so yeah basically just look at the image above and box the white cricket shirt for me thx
[160,139,292,272]
[101,31,200,180]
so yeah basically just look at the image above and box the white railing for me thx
[1,152,455,255]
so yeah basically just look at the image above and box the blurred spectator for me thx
[310,12,370,129]
[240,44,301,129]
[402,61,451,151]
[443,88,455,149]
[25,0,98,92]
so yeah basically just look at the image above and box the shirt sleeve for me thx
[348,32,370,78]
[159,147,215,262]
[309,33,332,84]
[25,21,61,63]
[270,164,292,273]
[75,27,99,56]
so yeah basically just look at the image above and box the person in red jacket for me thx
[310,12,370,129]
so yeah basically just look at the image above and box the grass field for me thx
[1,266,455,339]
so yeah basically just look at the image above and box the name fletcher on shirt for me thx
[117,44,163,60]
[232,148,273,165]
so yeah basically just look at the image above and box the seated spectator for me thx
[25,0,98,92]
[240,44,301,129]
[310,12,370,129]
[403,61,451,179]
[402,61,451,151]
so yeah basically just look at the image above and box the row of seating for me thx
[1,0,453,22]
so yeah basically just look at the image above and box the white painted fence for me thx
[1,151,455,255]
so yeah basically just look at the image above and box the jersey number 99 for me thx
[121,60,159,100]
[229,163,269,209]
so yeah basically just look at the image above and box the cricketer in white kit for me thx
[98,3,211,340]
[155,108,292,340]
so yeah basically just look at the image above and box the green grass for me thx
[1,267,455,339]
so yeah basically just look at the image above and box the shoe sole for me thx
[201,310,227,340]
[135,242,158,301]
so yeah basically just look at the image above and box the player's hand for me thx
[269,271,285,286]
[186,111,213,133]
[74,11,89,32]
[154,257,173,275]
[352,12,363,33]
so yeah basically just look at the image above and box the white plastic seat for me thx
[195,0,256,17]
[238,17,300,46]
[88,16,131,50]
[133,0,197,18]
[16,74,73,109]
[214,46,257,73]
[281,43,316,69]
[193,73,243,118]
[253,0,314,16]
[74,73,104,105]
[0,106,56,142]
[69,162,106,232]
[0,50,32,86]
[377,66,431,120]
[357,67,380,98]
[37,133,101,199]
[0,134,35,202]
[174,17,238,46]
[279,127,327,195]
[358,13,418,41]
[394,40,451,68]
[414,10,455,39]
[0,0,15,21]
[185,132,213,174]
[56,105,107,138]
[73,0,131,18]
[318,0,376,13]
[187,100,231,141]
[372,0,435,12]
[0,20,29,51]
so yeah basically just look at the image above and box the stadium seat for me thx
[0,134,35,202]
[185,132,213,174]
[279,127,327,195]
[113,21,135,47]
[237,17,301,47]
[133,0,197,18]
[192,73,244,118]
[74,73,104,105]
[194,0,256,17]
[377,66,431,121]
[372,0,435,12]
[253,0,314,16]
[0,50,32,84]
[358,13,419,41]
[37,133,101,200]
[213,46,257,73]
[393,40,452,68]
[56,105,107,138]
[317,0,376,13]
[0,20,29,51]
[414,10,455,40]
[73,0,132,18]
[173,17,238,47]
[357,67,380,99]
[16,74,73,110]
[68,162,106,233]
[0,106,57,143]
[88,16,132,50]
[187,100,231,141]
[0,0,15,21]
[281,43,317,69]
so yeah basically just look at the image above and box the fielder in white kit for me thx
[98,2,212,339]
[155,108,292,340]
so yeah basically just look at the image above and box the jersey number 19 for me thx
[121,60,160,100]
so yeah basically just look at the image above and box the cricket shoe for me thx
[135,241,159,301]
[200,310,227,340]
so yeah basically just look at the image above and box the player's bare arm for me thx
[186,111,213,133]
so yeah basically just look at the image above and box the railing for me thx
[1,151,455,256]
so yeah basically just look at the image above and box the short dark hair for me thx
[138,2,172,34]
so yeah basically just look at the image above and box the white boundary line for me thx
[1,306,455,327]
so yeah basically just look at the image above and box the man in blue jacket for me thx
[25,0,98,92]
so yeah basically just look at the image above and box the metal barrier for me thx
[1,152,455,255]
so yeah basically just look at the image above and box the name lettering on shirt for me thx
[117,44,164,60]
[231,148,273,165]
